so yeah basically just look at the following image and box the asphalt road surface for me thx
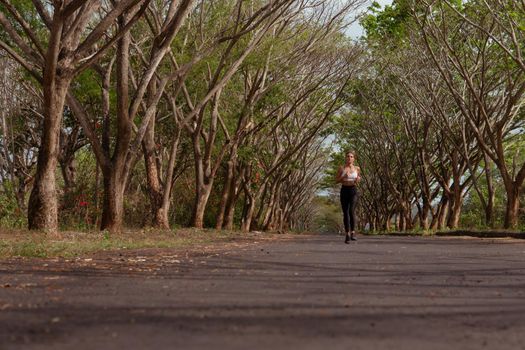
[1,235,525,350]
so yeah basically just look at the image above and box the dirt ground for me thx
[1,234,525,350]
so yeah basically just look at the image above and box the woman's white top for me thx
[342,169,358,181]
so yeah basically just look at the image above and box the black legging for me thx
[340,185,358,233]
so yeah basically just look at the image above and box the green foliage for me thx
[0,182,26,229]
[311,195,343,234]
[0,0,48,55]
[360,0,411,43]
[0,0,382,233]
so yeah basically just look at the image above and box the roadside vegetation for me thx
[0,228,291,258]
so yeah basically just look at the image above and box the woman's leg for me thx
[340,188,351,234]
[349,188,358,234]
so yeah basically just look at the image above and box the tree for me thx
[66,0,195,232]
[0,0,152,231]
[414,0,525,228]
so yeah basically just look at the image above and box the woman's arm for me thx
[335,166,344,183]
[356,166,362,184]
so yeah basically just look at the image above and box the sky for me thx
[347,0,394,39]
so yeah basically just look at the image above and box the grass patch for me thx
[0,228,256,259]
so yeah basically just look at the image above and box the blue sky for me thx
[347,0,393,39]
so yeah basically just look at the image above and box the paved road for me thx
[1,235,525,350]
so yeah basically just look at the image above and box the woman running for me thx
[336,151,361,243]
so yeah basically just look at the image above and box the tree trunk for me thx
[381,217,388,231]
[193,184,213,229]
[504,184,520,229]
[399,209,407,231]
[100,21,131,233]
[155,128,181,229]
[223,175,241,230]
[430,194,448,230]
[100,168,126,232]
[262,182,278,230]
[241,195,256,232]
[421,201,432,230]
[484,155,495,227]
[485,192,495,228]
[142,118,165,227]
[241,178,267,232]
[192,135,215,228]
[224,201,236,230]
[28,78,69,231]
[415,201,428,230]
[405,212,413,230]
[216,157,235,229]
[60,156,76,191]
[438,198,449,230]
[15,176,30,211]
[447,194,463,229]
